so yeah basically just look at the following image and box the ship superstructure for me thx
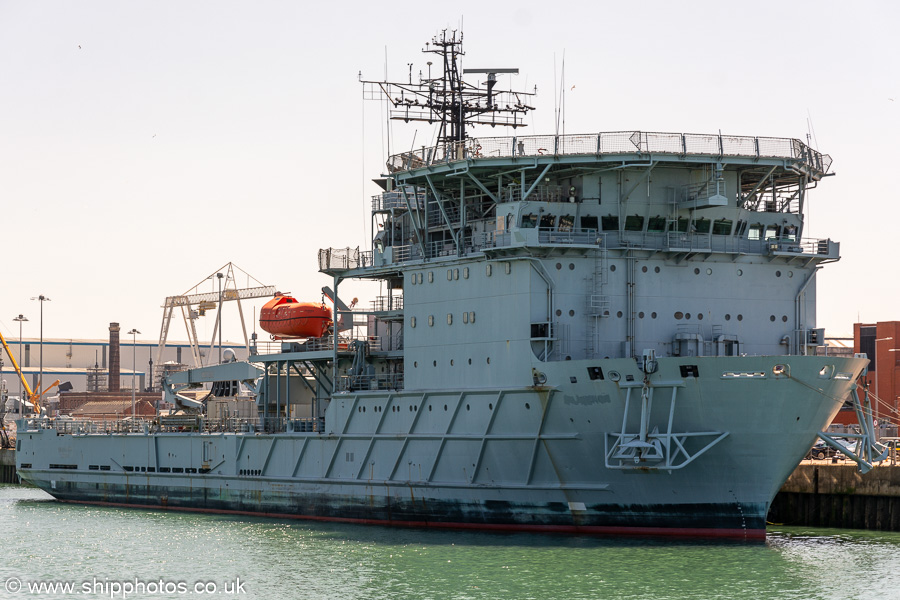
[17,31,873,539]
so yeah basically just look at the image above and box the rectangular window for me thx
[694,218,711,234]
[712,219,733,235]
[521,214,537,228]
[860,326,876,370]
[601,215,619,231]
[669,217,689,233]
[540,214,556,229]
[624,215,644,231]
[580,216,598,231]
[748,224,763,240]
[558,214,574,232]
[647,216,666,232]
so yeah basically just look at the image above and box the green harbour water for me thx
[3,485,899,600]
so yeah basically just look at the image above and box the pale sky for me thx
[1,0,898,348]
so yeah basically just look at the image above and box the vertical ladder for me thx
[585,245,610,358]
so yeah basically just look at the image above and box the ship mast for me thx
[362,29,535,158]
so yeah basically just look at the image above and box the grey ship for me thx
[17,31,869,539]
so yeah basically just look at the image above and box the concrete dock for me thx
[769,462,900,530]
[0,449,16,484]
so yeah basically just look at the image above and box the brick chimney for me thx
[108,322,121,392]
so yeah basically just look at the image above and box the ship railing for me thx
[318,247,373,272]
[426,239,460,258]
[387,131,832,177]
[337,373,404,392]
[372,189,426,212]
[18,416,330,436]
[371,295,403,312]
[536,227,599,245]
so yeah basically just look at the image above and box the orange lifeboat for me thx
[259,295,332,339]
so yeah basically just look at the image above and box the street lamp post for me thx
[874,336,894,434]
[30,295,50,409]
[12,315,27,405]
[128,329,140,420]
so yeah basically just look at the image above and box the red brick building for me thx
[831,322,900,428]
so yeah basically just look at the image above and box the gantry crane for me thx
[155,262,276,384]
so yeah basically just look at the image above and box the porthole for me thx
[468,358,472,365]
[447,313,453,325]
[617,311,623,318]
[428,272,433,283]
[450,359,455,366]
[776,270,782,278]
[414,361,418,368]
[610,265,617,272]
[487,357,491,365]
[428,405,432,411]
[469,311,475,323]
[410,316,416,328]
[454,268,459,280]
[568,309,575,317]
[642,266,648,273]
[463,267,469,279]
[651,312,657,319]
[525,403,531,410]
[505,263,511,274]
[654,266,660,273]
[706,268,712,275]
[694,268,700,275]
[697,313,703,320]
[556,309,562,317]
[486,264,492,276]
[411,274,417,285]
[428,315,434,327]
[466,404,470,411]
[556,262,562,270]
[444,405,448,411]
[463,312,469,324]
[737,314,743,321]
[488,403,493,410]
[725,314,731,321]
[675,312,684,320]
[782,315,788,322]
[685,313,691,319]
[433,360,437,367]
[737,269,743,276]
[638,311,645,318]
[770,315,776,322]
[447,270,453,281]
[569,263,575,270]
[788,271,794,278]
[418,273,423,284]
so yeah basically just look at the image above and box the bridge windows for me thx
[601,215,619,231]
[624,215,644,231]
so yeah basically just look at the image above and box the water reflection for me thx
[3,487,899,600]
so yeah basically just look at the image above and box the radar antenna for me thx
[361,29,535,155]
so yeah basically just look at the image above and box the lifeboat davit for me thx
[259,295,332,339]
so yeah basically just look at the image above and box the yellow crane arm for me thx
[0,331,35,401]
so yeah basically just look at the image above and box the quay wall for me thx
[769,463,900,531]
[0,449,16,484]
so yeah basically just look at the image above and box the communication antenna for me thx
[360,29,535,156]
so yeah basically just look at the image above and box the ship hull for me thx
[16,355,865,540]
